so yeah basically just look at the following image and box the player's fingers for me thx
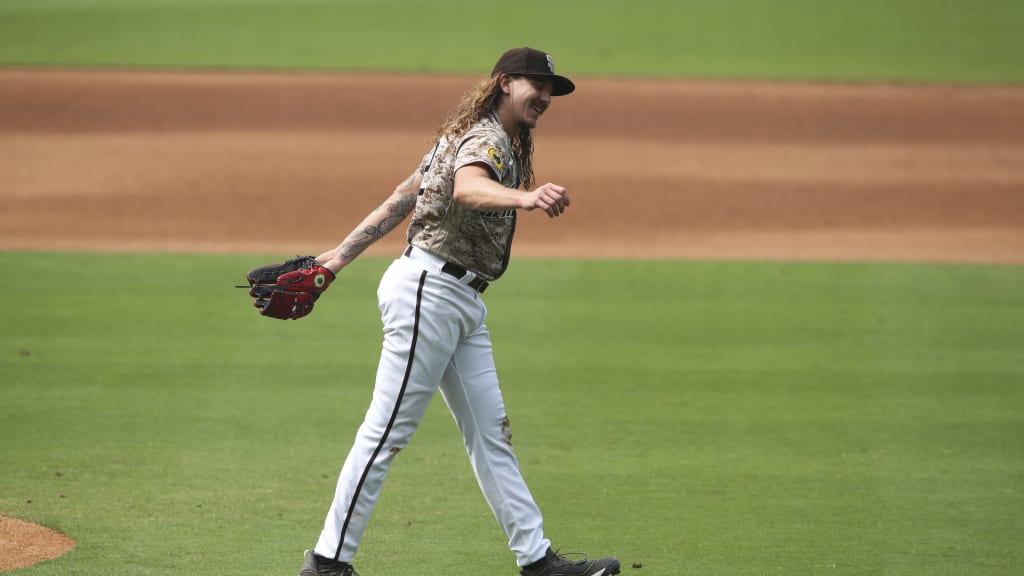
[547,184,569,210]
[540,197,556,217]
[544,192,565,217]
[532,185,568,217]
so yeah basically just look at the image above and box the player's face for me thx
[503,75,553,130]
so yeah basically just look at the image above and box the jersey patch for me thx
[488,147,505,172]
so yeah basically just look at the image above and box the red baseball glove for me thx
[244,256,335,320]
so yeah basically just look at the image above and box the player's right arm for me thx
[316,168,421,274]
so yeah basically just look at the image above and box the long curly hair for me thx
[431,75,534,190]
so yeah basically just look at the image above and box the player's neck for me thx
[493,104,521,139]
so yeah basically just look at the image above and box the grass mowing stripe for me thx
[0,0,1021,83]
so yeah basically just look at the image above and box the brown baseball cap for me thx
[492,47,575,96]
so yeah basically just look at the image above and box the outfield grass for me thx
[0,0,1022,83]
[2,252,1022,575]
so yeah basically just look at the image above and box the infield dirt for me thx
[0,516,75,571]
[1,69,1022,263]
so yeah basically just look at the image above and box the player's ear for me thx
[499,74,513,94]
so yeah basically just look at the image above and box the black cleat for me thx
[520,548,621,576]
[298,550,360,576]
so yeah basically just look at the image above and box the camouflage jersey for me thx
[407,112,521,282]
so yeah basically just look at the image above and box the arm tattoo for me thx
[336,193,418,264]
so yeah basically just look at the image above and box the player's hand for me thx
[525,183,570,217]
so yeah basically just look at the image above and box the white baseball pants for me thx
[313,248,550,567]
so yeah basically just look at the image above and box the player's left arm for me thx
[316,168,421,273]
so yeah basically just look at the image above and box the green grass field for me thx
[0,0,1022,83]
[2,253,1023,575]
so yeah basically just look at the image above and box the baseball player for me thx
[296,48,620,576]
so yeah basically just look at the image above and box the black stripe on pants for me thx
[333,270,428,560]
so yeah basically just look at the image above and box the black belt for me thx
[404,246,489,293]
[441,262,489,293]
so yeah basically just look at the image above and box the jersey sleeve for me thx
[453,130,508,182]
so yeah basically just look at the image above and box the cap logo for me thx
[546,54,555,73]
